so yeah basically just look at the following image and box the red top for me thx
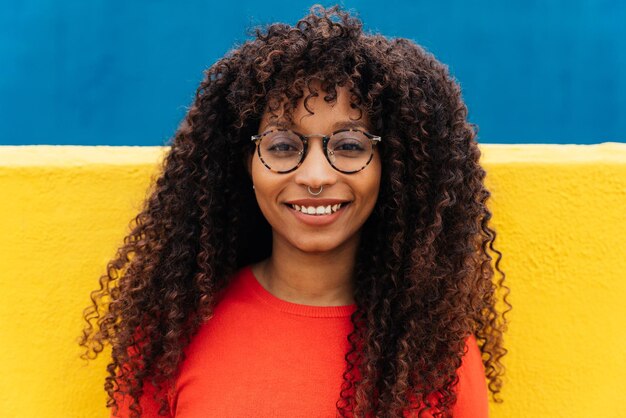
[113,266,489,417]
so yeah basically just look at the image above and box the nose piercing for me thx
[307,186,323,196]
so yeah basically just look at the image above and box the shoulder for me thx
[460,334,483,374]
[111,377,173,418]
[452,334,490,417]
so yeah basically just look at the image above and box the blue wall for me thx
[1,0,625,145]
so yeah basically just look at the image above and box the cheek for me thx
[251,160,283,210]
[365,179,381,208]
[251,155,268,187]
[365,159,382,198]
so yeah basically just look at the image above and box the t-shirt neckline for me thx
[243,265,357,318]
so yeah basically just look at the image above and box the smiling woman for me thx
[248,82,381,280]
[80,5,510,418]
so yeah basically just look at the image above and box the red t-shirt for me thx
[113,265,489,417]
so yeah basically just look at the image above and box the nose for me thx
[293,136,337,189]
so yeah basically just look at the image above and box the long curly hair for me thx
[80,5,511,417]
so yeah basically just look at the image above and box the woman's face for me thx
[248,83,382,254]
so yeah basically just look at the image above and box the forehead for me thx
[263,119,370,133]
[258,83,371,133]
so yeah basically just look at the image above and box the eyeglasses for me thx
[250,128,382,174]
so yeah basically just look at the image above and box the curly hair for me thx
[80,5,511,417]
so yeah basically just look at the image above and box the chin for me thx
[294,241,341,254]
[280,233,340,253]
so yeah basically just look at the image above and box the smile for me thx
[284,201,352,226]
[289,203,346,215]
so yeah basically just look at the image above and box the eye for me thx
[262,130,302,153]
[335,141,365,151]
[268,142,299,152]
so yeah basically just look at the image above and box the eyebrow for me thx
[262,119,370,132]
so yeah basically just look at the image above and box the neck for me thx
[252,234,359,306]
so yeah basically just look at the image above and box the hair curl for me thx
[81,5,511,417]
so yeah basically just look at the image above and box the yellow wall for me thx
[1,144,625,418]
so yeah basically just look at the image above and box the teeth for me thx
[290,203,346,215]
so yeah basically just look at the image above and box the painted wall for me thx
[0,144,624,417]
[2,1,625,146]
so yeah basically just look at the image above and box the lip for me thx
[285,198,351,206]
[284,202,351,226]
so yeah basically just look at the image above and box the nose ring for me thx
[307,186,323,196]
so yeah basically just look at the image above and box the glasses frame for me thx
[250,128,382,174]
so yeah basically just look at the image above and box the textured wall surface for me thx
[2,1,626,145]
[0,144,625,417]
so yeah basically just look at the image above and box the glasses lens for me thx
[259,130,304,172]
[327,130,373,172]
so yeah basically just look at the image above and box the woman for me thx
[81,5,510,417]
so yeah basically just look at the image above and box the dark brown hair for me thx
[81,5,510,417]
